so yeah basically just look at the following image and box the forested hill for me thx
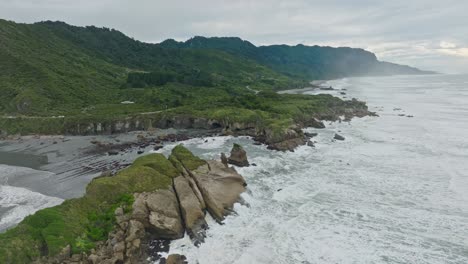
[160,36,433,79]
[0,19,294,115]
[0,19,431,115]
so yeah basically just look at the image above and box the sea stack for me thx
[228,144,249,167]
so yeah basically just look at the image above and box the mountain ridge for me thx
[159,35,434,79]
[0,19,433,116]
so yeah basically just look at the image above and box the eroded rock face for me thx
[173,176,207,245]
[32,147,247,264]
[220,152,229,168]
[144,190,184,240]
[263,126,307,152]
[165,254,188,264]
[190,161,247,222]
[228,144,249,167]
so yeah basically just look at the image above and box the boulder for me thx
[125,220,145,260]
[190,160,246,221]
[145,190,184,239]
[173,176,207,245]
[227,144,249,167]
[263,126,307,151]
[305,118,326,129]
[165,254,188,264]
[54,245,71,263]
[334,133,345,141]
[131,194,150,227]
[304,132,318,138]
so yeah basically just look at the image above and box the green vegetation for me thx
[170,145,207,171]
[0,19,425,122]
[0,151,184,263]
[160,36,432,79]
[132,153,180,178]
[0,19,304,117]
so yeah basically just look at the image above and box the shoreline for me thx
[0,129,218,200]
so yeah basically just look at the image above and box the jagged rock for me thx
[126,220,145,243]
[125,220,145,261]
[145,190,184,239]
[228,144,249,167]
[53,245,71,263]
[304,132,318,138]
[131,194,150,226]
[153,144,164,151]
[88,254,99,264]
[220,152,229,168]
[166,254,188,264]
[190,160,246,221]
[113,241,125,253]
[173,176,207,245]
[305,118,326,129]
[307,140,315,147]
[187,176,206,210]
[69,254,82,262]
[334,133,345,141]
[263,126,307,151]
[115,207,130,230]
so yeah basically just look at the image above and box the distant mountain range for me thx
[0,19,433,115]
[160,36,433,79]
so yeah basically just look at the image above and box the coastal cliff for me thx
[0,145,247,264]
[0,97,372,152]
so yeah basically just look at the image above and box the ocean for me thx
[155,74,468,263]
[0,165,63,231]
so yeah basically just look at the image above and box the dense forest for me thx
[0,19,430,116]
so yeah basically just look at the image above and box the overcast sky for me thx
[1,0,467,73]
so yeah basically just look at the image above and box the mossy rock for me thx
[132,153,180,178]
[0,152,179,263]
[170,145,206,171]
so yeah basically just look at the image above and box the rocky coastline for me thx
[0,145,247,264]
[0,98,373,152]
[0,95,375,263]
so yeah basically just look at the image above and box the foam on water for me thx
[155,74,468,264]
[0,165,63,231]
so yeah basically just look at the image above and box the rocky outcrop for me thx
[261,125,307,152]
[164,254,188,264]
[220,153,229,168]
[1,96,373,153]
[189,161,247,222]
[24,146,247,264]
[227,144,249,167]
[334,133,345,141]
[131,190,185,240]
[173,176,207,245]
[144,190,184,239]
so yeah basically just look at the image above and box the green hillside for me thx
[0,19,429,123]
[0,20,300,116]
[160,36,433,79]
[0,19,127,115]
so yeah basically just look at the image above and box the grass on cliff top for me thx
[132,153,180,178]
[0,83,366,140]
[170,144,206,171]
[0,147,203,263]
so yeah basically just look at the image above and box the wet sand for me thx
[0,128,219,199]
